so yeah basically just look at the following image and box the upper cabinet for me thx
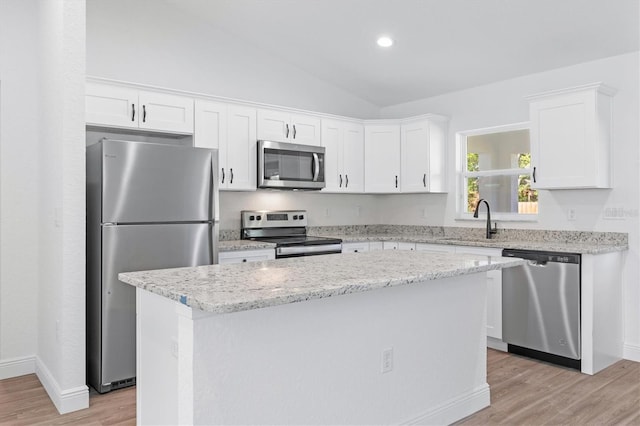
[364,124,401,193]
[527,83,616,189]
[257,108,321,146]
[400,116,448,193]
[321,119,364,193]
[194,100,257,191]
[86,81,194,134]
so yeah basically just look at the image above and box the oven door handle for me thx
[312,153,320,182]
[277,243,342,256]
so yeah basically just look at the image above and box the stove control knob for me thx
[256,215,262,220]
[293,215,298,220]
[299,215,304,220]
[249,215,255,221]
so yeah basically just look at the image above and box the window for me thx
[458,123,538,220]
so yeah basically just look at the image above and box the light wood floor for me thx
[0,350,638,425]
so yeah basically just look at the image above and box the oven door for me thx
[258,140,325,190]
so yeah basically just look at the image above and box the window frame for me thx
[456,122,538,222]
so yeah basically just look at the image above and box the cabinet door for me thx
[342,123,364,193]
[138,91,194,134]
[383,242,399,250]
[290,113,321,146]
[194,100,228,186]
[86,82,138,129]
[398,242,416,251]
[401,121,430,193]
[528,84,613,189]
[369,242,384,251]
[321,119,342,192]
[341,242,369,253]
[415,243,456,253]
[257,109,290,142]
[218,249,275,264]
[226,105,257,190]
[364,125,401,193]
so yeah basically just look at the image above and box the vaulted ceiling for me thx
[164,0,639,107]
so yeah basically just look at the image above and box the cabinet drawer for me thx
[218,249,275,264]
[342,242,369,253]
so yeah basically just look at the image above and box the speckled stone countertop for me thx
[119,251,525,314]
[219,239,275,252]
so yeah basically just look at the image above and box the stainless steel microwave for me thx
[257,140,325,190]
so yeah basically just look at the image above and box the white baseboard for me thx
[35,357,89,414]
[403,384,490,425]
[624,343,640,362]
[0,355,36,380]
[487,337,508,352]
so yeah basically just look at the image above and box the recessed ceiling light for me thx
[377,36,394,48]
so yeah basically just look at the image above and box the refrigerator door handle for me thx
[210,153,220,222]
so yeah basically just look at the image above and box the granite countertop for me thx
[120,250,525,314]
[330,234,627,254]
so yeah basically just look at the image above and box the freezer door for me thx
[99,223,214,390]
[101,140,217,223]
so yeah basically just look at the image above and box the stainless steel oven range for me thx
[241,210,342,258]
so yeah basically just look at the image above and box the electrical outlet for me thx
[325,207,330,217]
[381,348,393,373]
[357,206,362,217]
[567,209,576,221]
[56,320,60,343]
[422,208,428,219]
[171,338,178,358]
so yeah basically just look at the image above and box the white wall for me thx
[379,52,640,358]
[36,0,88,413]
[0,0,40,376]
[86,0,380,119]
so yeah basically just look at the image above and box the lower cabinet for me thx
[453,246,503,342]
[415,243,456,253]
[218,249,275,264]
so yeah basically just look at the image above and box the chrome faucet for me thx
[473,199,498,239]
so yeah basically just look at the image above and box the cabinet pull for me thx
[293,124,297,139]
[345,174,349,188]
[131,104,136,121]
[533,166,537,183]
[339,174,342,187]
[286,124,290,138]
[395,175,398,188]
[221,168,225,184]
[230,168,234,184]
[423,173,426,187]
[142,105,147,123]
[242,259,247,263]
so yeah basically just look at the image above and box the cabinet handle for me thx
[395,175,398,188]
[221,168,225,184]
[345,174,349,188]
[533,166,537,183]
[131,104,136,121]
[142,105,147,123]
[286,124,290,138]
[423,173,426,187]
[230,168,234,184]
[339,174,342,187]
[293,124,297,139]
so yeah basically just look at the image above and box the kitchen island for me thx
[120,250,524,425]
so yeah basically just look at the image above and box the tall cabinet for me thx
[364,124,401,193]
[400,115,448,193]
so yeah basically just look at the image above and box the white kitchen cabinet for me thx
[415,243,456,253]
[218,248,275,264]
[86,81,194,134]
[369,242,384,251]
[400,116,448,193]
[454,246,503,341]
[364,124,401,193]
[527,82,616,189]
[321,119,364,192]
[341,242,370,253]
[383,242,399,250]
[194,100,257,191]
[398,242,416,251]
[257,108,321,146]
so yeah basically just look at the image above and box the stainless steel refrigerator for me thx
[86,139,219,393]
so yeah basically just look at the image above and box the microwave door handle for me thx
[312,153,320,182]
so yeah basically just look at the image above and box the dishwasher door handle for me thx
[528,260,548,267]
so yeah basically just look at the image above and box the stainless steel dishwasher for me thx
[502,249,581,369]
